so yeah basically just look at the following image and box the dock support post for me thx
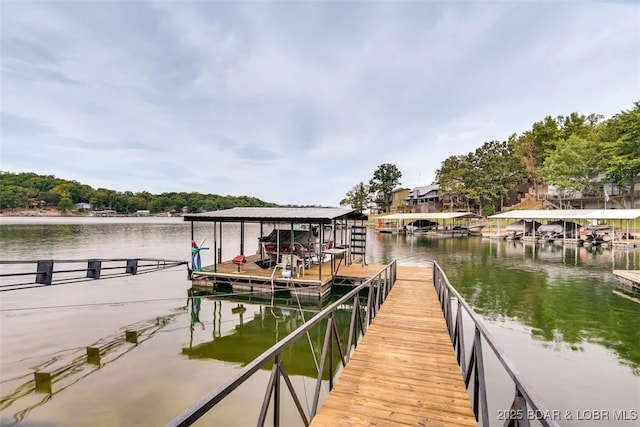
[125,330,138,344]
[36,261,54,285]
[34,372,52,393]
[125,259,138,275]
[240,221,245,256]
[87,260,102,279]
[86,347,101,365]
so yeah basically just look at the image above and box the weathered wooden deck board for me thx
[310,266,476,427]
[613,270,640,285]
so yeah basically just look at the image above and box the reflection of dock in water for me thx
[182,291,356,379]
[0,311,181,423]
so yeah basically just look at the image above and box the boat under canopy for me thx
[538,221,582,241]
[505,220,542,239]
[182,207,363,295]
[490,209,640,246]
[375,212,482,235]
[404,219,438,233]
[258,227,333,261]
[579,224,614,244]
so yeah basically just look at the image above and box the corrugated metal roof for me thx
[490,209,640,220]
[183,207,355,223]
[377,212,481,220]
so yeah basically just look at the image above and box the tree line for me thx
[0,172,277,214]
[341,101,639,214]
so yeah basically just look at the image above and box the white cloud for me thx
[1,1,638,206]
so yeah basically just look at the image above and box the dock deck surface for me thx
[310,265,476,427]
[613,270,640,284]
[191,253,379,297]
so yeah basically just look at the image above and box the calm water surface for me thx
[0,217,638,426]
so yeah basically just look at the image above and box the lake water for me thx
[0,217,638,426]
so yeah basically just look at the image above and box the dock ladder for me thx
[350,225,367,266]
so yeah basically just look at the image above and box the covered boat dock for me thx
[183,207,370,297]
[373,212,482,235]
[489,209,640,247]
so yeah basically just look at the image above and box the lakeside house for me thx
[74,202,92,211]
[405,184,442,213]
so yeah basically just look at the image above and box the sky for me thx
[1,1,639,207]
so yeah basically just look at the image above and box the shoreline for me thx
[0,208,180,218]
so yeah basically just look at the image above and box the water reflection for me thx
[182,288,354,379]
[0,310,182,425]
[1,219,638,426]
[375,234,640,374]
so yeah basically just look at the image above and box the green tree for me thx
[601,102,640,208]
[90,188,116,210]
[541,134,604,197]
[340,182,372,213]
[435,155,469,211]
[369,163,402,213]
[436,141,525,214]
[0,185,27,211]
[531,115,562,162]
[58,197,73,213]
[512,131,543,198]
[468,141,525,212]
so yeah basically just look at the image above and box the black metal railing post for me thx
[35,260,53,285]
[273,354,281,427]
[473,327,489,426]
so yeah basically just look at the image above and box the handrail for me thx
[432,260,560,427]
[166,260,397,427]
[0,258,187,291]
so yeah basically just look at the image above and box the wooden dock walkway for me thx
[310,265,476,427]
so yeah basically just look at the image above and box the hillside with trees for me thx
[341,101,639,215]
[0,172,278,214]
[436,103,640,214]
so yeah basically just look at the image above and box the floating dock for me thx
[613,270,640,296]
[184,207,370,298]
[191,253,380,298]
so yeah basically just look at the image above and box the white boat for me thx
[538,221,582,241]
[404,219,438,234]
[258,226,333,266]
[505,220,542,240]
[579,224,613,245]
[434,226,470,237]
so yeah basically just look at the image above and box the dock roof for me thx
[377,212,481,220]
[183,207,355,223]
[489,209,640,221]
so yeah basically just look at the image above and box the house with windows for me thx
[74,202,92,211]
[533,173,640,210]
[369,188,410,214]
[390,188,410,213]
[405,185,442,213]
